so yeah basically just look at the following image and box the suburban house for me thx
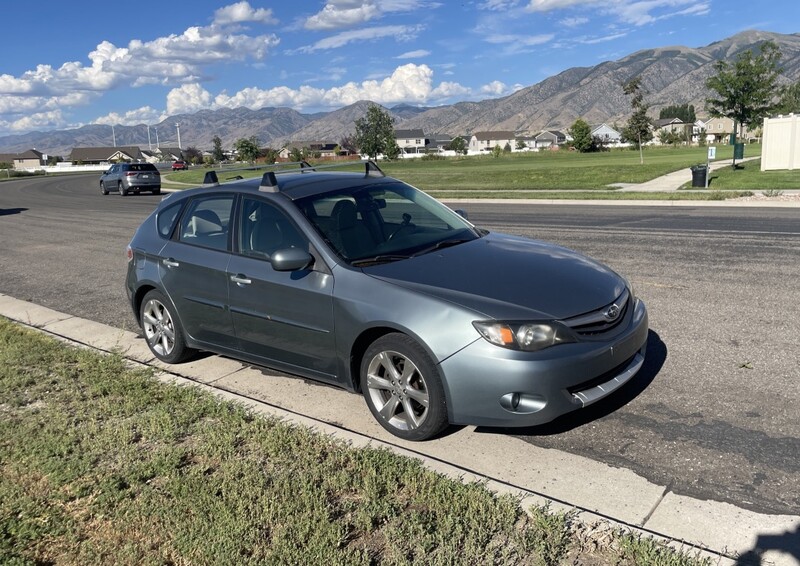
[469,131,517,152]
[69,146,145,165]
[590,124,622,144]
[533,130,567,149]
[653,118,694,142]
[0,149,46,169]
[279,141,341,160]
[425,133,454,153]
[703,117,749,143]
[394,129,428,154]
[157,147,185,162]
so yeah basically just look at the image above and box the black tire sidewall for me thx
[361,333,448,441]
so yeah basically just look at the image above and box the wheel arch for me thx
[348,325,442,394]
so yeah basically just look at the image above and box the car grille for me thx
[563,289,630,336]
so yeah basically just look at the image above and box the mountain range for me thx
[1,30,798,157]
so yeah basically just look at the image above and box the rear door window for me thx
[178,195,235,251]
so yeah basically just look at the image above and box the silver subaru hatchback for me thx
[126,161,648,440]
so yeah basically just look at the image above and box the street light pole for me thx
[176,123,181,149]
[111,125,116,147]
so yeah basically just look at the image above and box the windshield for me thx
[296,181,479,263]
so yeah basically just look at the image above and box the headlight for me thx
[472,321,577,352]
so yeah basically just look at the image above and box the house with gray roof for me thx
[0,149,45,169]
[394,129,428,154]
[468,131,517,152]
[534,130,567,149]
[69,146,145,164]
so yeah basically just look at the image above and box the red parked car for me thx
[172,160,188,171]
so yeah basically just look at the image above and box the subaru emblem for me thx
[604,304,620,321]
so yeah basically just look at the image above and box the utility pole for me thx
[111,125,116,147]
[147,126,152,151]
[155,127,159,149]
[176,123,181,149]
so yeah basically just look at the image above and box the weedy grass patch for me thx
[0,318,710,565]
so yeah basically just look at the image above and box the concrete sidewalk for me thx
[1,292,798,565]
[619,157,762,192]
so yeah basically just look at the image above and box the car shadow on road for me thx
[474,329,667,437]
[0,207,27,216]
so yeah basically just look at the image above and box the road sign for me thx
[708,146,716,160]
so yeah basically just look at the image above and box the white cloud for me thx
[93,106,167,126]
[169,64,471,115]
[480,80,509,96]
[296,25,423,52]
[213,1,277,25]
[4,110,68,133]
[396,49,431,59]
[305,1,382,30]
[560,16,589,27]
[526,0,711,26]
[167,84,215,115]
[480,0,522,9]
[304,0,433,30]
[485,33,554,46]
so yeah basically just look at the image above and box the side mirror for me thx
[454,209,469,220]
[271,248,313,272]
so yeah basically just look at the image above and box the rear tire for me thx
[152,188,161,195]
[361,333,448,441]
[119,182,128,196]
[140,289,195,364]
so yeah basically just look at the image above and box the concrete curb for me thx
[1,293,797,565]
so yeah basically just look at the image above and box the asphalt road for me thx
[1,174,798,516]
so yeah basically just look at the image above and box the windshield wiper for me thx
[351,254,411,267]
[412,238,472,257]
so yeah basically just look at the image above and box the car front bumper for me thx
[439,298,649,428]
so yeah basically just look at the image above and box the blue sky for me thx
[0,0,797,137]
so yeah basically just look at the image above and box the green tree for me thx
[568,118,593,152]
[234,136,260,163]
[354,104,396,159]
[212,135,225,162]
[288,146,306,162]
[515,139,527,150]
[705,40,782,142]
[46,155,62,166]
[448,136,468,155]
[659,104,696,123]
[184,146,202,164]
[260,147,278,164]
[339,135,357,155]
[775,81,800,115]
[492,145,503,158]
[621,77,654,153]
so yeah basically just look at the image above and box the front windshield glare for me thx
[299,182,478,263]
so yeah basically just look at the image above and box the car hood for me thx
[364,232,626,320]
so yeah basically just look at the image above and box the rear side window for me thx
[156,201,183,238]
[130,163,157,172]
[178,195,235,251]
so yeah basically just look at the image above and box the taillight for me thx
[126,245,134,262]
[126,171,137,176]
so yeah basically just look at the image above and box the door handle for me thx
[162,258,179,268]
[230,274,252,285]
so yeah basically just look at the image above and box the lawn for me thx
[698,158,800,191]
[163,145,762,197]
[0,318,709,565]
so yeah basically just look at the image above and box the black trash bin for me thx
[690,164,707,187]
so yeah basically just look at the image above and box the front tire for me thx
[100,182,109,195]
[140,290,195,364]
[361,333,448,441]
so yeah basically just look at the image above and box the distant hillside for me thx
[1,30,798,156]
